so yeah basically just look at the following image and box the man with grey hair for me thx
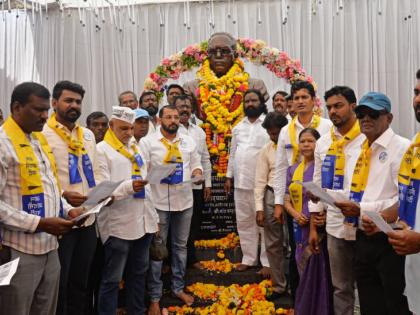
[119,91,139,110]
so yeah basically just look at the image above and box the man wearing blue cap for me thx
[335,92,411,314]
[133,108,150,145]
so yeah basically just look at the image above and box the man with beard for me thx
[119,91,138,110]
[43,81,100,315]
[140,105,203,314]
[307,86,365,315]
[174,94,212,269]
[334,92,410,315]
[86,111,109,143]
[166,84,184,106]
[273,80,332,303]
[224,89,270,274]
[139,90,159,135]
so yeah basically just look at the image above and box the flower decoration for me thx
[166,280,291,315]
[199,259,239,273]
[144,38,320,177]
[194,232,240,250]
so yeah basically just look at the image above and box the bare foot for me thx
[192,262,204,270]
[236,263,251,271]
[148,302,161,315]
[174,291,194,306]
[257,266,271,278]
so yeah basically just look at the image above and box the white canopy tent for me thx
[0,0,419,137]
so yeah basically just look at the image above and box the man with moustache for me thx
[364,71,420,315]
[334,92,411,314]
[139,90,160,135]
[183,32,269,119]
[0,82,84,315]
[133,108,150,144]
[225,89,270,274]
[119,91,139,110]
[86,111,109,143]
[96,106,158,315]
[174,94,212,269]
[166,84,184,106]
[272,90,289,118]
[307,86,365,315]
[141,105,202,314]
[43,81,100,315]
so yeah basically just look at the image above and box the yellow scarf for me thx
[288,115,320,164]
[2,116,61,217]
[104,129,144,198]
[350,139,372,203]
[160,137,184,185]
[289,160,306,213]
[322,121,361,189]
[47,113,96,187]
[398,132,420,227]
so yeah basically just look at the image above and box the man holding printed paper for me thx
[95,106,158,315]
[308,86,365,315]
[0,82,84,315]
[43,80,100,315]
[140,105,203,314]
[333,92,411,314]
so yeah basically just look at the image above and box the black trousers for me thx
[355,230,410,315]
[287,212,299,303]
[85,237,104,315]
[57,224,97,315]
[187,189,205,266]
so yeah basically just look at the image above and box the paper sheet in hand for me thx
[0,258,19,286]
[364,211,393,233]
[82,180,123,206]
[146,164,177,184]
[72,197,112,222]
[301,181,338,207]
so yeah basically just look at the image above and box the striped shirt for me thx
[0,127,71,255]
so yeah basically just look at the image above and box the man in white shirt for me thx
[225,89,270,273]
[308,86,365,315]
[383,70,420,315]
[141,105,203,314]
[254,111,289,297]
[174,94,212,269]
[335,92,411,314]
[118,90,139,110]
[96,106,158,315]
[0,82,83,315]
[43,80,100,315]
[273,80,332,300]
[139,90,160,135]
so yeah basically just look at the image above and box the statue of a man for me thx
[183,32,269,121]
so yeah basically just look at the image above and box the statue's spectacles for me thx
[207,48,233,57]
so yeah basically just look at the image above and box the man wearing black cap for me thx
[335,92,411,314]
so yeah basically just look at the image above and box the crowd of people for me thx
[0,32,419,315]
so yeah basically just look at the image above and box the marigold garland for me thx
[194,232,240,249]
[144,38,320,178]
[166,280,290,315]
[199,259,239,273]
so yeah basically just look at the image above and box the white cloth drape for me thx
[0,0,419,137]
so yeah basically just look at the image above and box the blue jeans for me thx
[148,208,193,302]
[98,234,153,315]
